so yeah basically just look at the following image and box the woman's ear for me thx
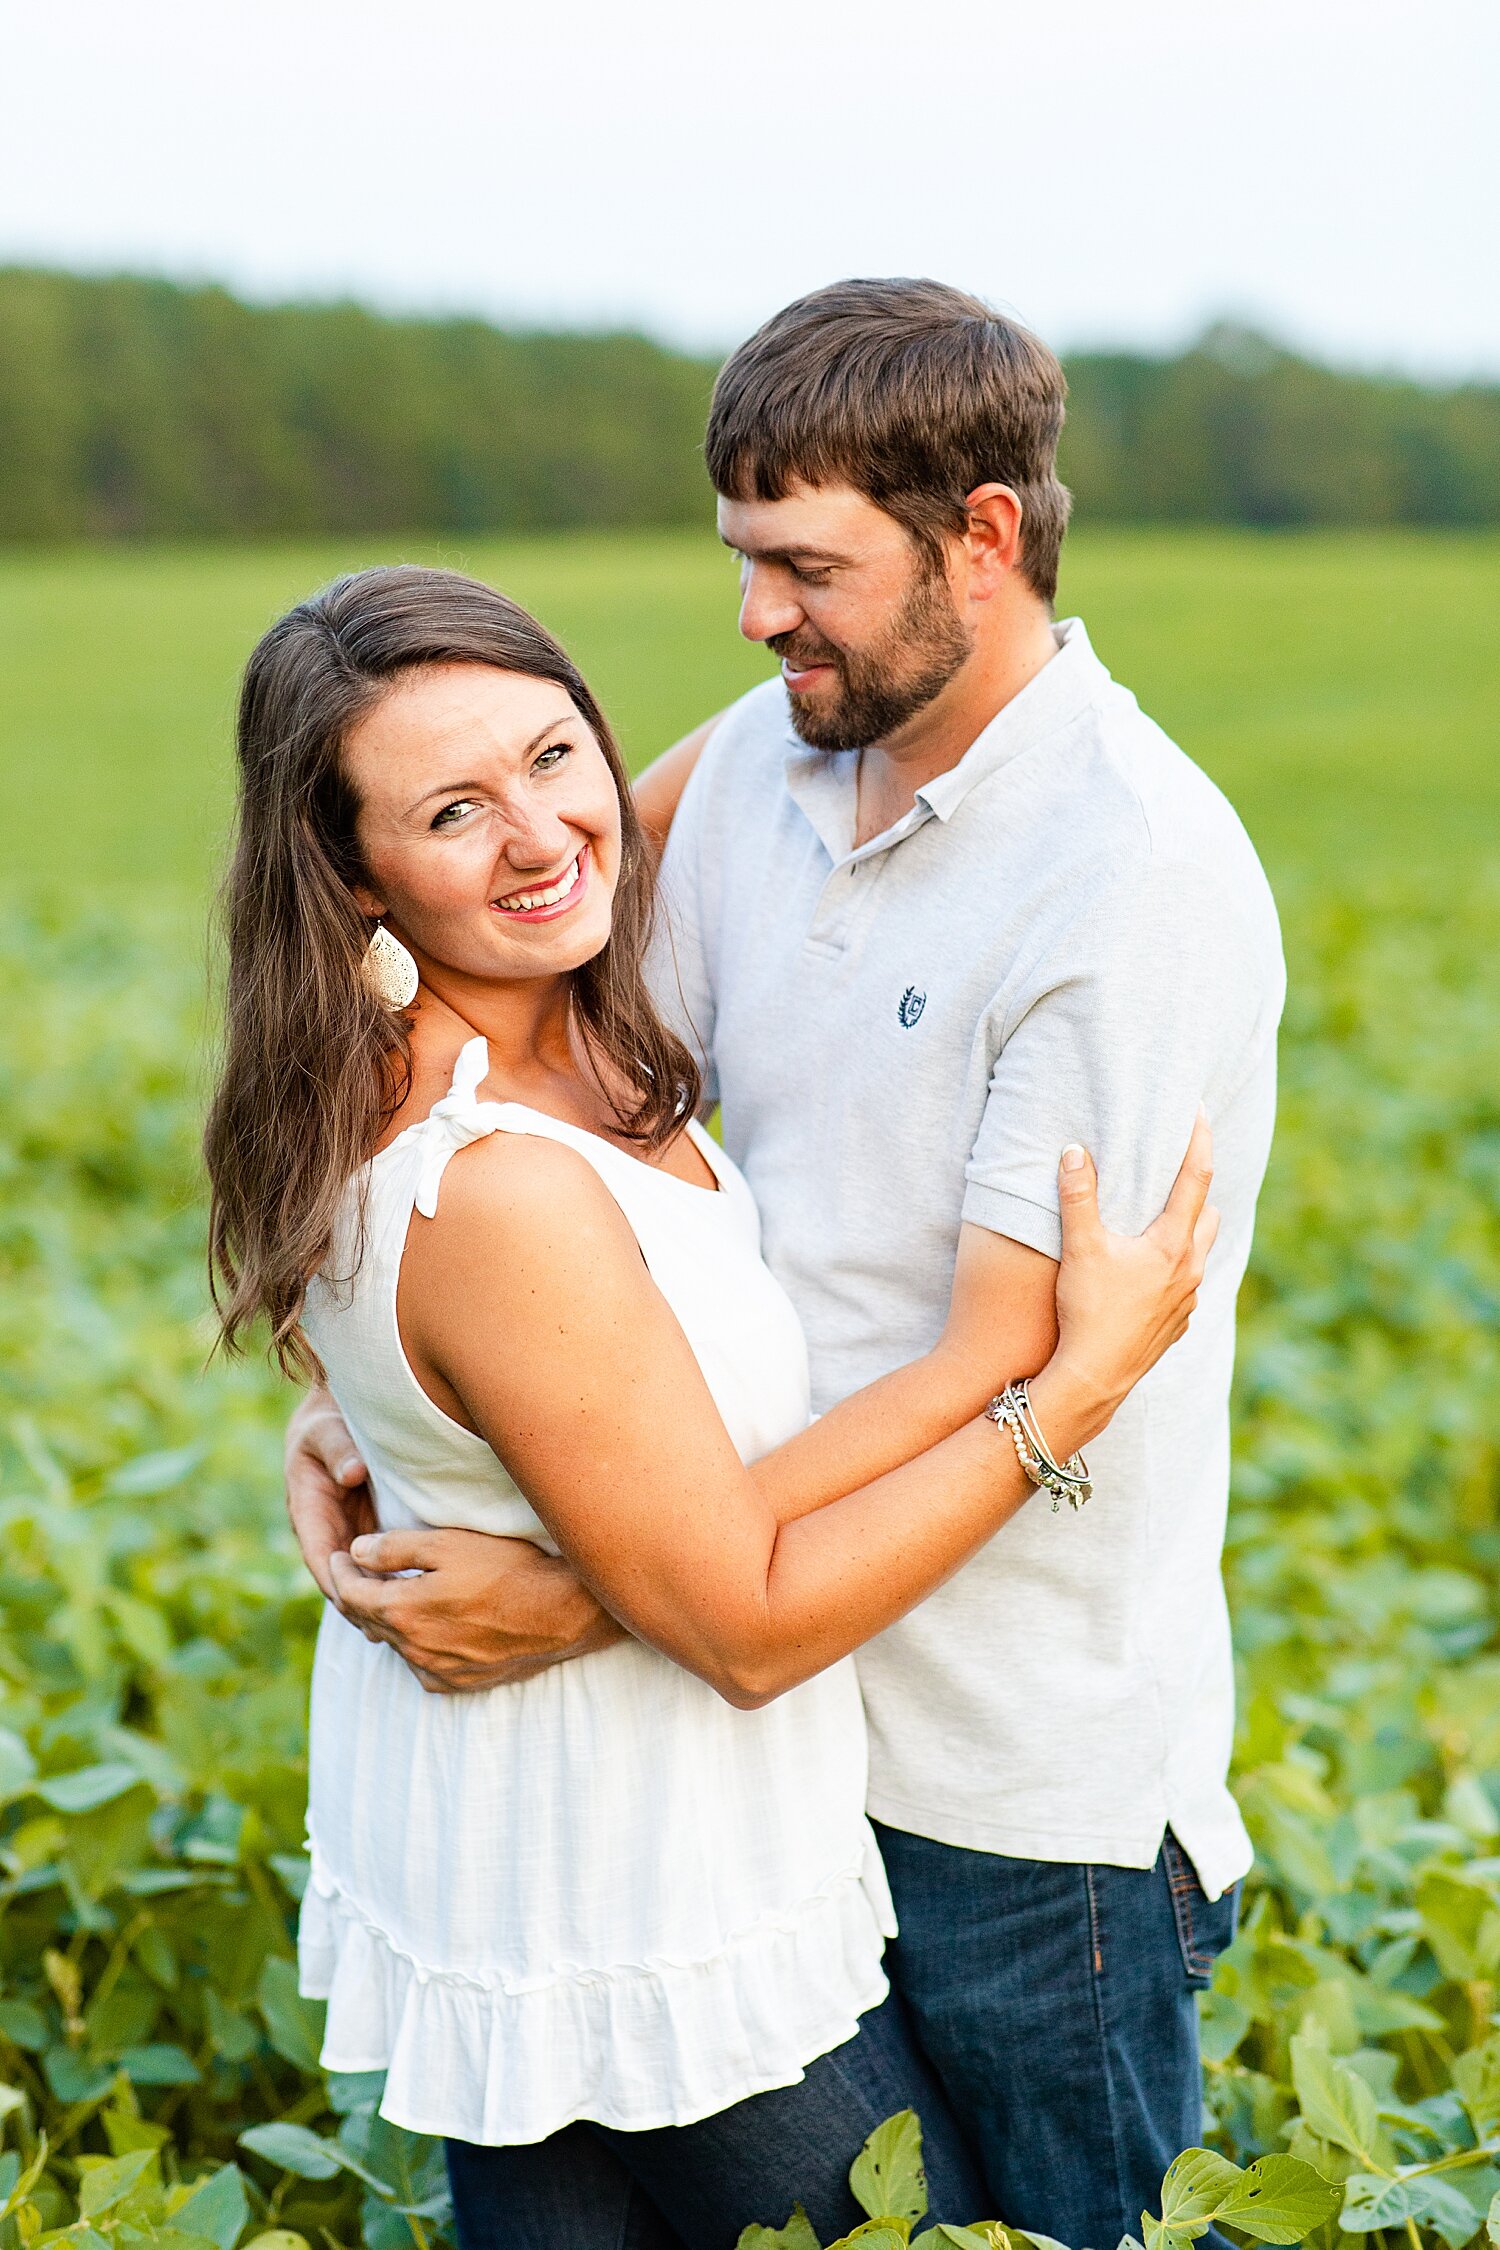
[351,884,387,920]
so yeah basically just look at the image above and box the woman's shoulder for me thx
[412,1120,644,1283]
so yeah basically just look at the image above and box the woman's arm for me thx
[752,1221,1061,1526]
[344,1125,1212,1709]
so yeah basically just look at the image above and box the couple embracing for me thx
[204,278,1285,2249]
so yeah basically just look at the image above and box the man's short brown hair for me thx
[706,277,1072,605]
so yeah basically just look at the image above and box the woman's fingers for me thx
[1191,1203,1221,1269]
[1057,1142,1103,1252]
[1160,1108,1215,1236]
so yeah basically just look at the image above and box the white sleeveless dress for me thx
[298,1038,894,2146]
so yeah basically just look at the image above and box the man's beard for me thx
[772,561,974,753]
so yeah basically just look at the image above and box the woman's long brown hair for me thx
[204,564,700,1378]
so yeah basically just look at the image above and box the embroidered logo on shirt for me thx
[898,986,928,1028]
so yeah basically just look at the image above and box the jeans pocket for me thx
[1163,1831,1240,1987]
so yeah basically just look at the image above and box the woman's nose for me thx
[500,802,574,871]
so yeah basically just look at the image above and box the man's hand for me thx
[327,1527,623,1692]
[285,1387,377,1601]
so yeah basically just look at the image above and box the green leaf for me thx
[104,2108,173,2155]
[0,1729,38,1802]
[911,2230,996,2249]
[337,2113,447,2212]
[42,2047,116,2104]
[1455,2036,1500,2142]
[1199,1989,1253,2065]
[1217,2156,1343,2242]
[326,2069,386,2116]
[203,1990,259,2064]
[1289,2033,1382,2163]
[737,2207,823,2250]
[1159,2149,1243,2235]
[77,2149,159,2220]
[237,2125,344,2182]
[0,1999,48,2051]
[117,2041,200,2086]
[172,2165,250,2250]
[850,2111,928,2226]
[105,1446,204,1498]
[238,2121,394,2198]
[34,1762,141,1813]
[255,1957,325,2072]
[127,2230,222,2250]
[1342,2171,1484,2248]
[1484,2187,1498,2247]
[826,2228,911,2250]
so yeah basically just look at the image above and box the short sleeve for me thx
[963,859,1280,1258]
[646,751,721,1111]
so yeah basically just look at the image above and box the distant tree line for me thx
[2,268,1497,541]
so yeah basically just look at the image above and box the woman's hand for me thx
[1031,1111,1219,1450]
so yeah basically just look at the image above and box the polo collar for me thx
[914,617,1107,822]
[781,617,1108,864]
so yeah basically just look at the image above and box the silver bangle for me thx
[984,1380,1092,1511]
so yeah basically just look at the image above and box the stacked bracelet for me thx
[984,1380,1093,1512]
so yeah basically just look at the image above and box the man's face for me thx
[717,481,973,751]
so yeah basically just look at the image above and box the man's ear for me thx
[962,483,1025,597]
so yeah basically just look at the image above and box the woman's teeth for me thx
[495,855,581,913]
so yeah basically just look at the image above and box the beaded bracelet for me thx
[984,1379,1093,1511]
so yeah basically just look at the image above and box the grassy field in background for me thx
[2,530,1499,2243]
[3,527,1497,895]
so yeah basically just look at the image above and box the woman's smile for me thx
[491,843,591,923]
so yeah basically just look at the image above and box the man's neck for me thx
[854,604,1061,847]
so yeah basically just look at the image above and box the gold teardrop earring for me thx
[362,921,419,1010]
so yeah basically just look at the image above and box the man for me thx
[287,278,1285,2246]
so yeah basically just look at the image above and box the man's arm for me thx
[284,1388,622,1685]
[632,715,721,854]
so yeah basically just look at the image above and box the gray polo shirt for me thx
[650,619,1284,1896]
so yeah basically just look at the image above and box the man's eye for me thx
[792,566,832,587]
[431,799,480,829]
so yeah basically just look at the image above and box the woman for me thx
[205,566,1215,2250]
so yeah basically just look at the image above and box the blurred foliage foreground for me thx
[0,877,1497,2250]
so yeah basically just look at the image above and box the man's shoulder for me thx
[1049,678,1276,916]
[1105,695,1243,842]
[691,675,796,806]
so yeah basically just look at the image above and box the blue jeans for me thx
[875,1821,1241,2250]
[445,1989,987,2250]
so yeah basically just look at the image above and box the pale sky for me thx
[3,0,1496,377]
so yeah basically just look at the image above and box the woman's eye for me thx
[431,798,481,830]
[534,742,572,772]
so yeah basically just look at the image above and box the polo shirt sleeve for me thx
[962,857,1276,1259]
[649,749,721,1112]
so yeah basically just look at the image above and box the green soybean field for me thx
[1,529,1498,2250]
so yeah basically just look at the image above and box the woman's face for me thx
[342,662,621,986]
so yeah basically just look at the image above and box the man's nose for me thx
[737,562,804,646]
